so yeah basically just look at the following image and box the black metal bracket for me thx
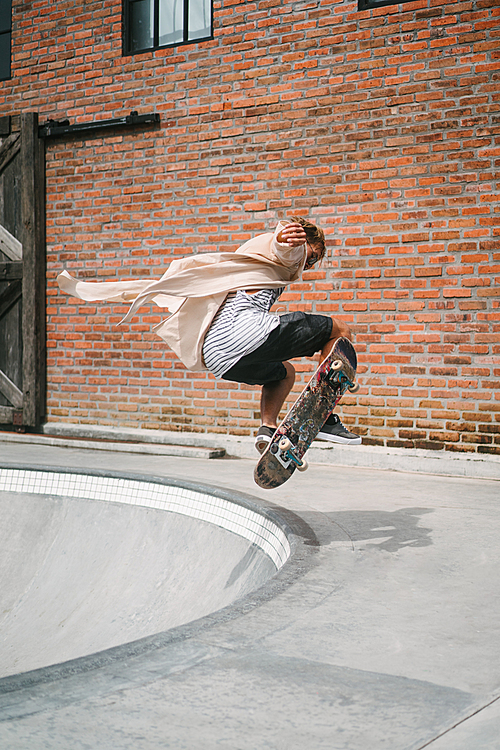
[38,111,160,139]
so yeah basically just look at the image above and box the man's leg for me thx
[320,317,352,361]
[258,317,353,436]
[260,361,295,428]
[249,312,360,452]
[254,363,295,453]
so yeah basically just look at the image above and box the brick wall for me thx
[1,0,499,452]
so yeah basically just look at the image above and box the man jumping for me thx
[201,218,361,452]
[57,216,361,452]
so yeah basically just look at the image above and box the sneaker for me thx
[255,425,276,454]
[317,414,361,445]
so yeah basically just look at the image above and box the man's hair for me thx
[289,216,326,258]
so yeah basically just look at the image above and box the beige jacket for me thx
[57,222,307,371]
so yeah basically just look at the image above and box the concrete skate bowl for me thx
[0,467,292,680]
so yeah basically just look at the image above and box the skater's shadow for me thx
[314,507,433,553]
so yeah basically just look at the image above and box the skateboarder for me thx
[201,218,361,452]
[57,217,361,450]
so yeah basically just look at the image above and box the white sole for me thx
[316,432,362,445]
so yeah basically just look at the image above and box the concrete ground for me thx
[0,439,499,750]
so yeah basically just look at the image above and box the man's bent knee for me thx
[330,317,352,341]
[283,361,296,382]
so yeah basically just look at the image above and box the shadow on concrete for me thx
[305,507,434,553]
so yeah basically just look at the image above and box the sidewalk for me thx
[0,439,499,750]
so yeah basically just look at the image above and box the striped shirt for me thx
[202,287,284,378]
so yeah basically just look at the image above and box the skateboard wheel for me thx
[297,458,308,472]
[279,437,291,451]
[348,382,360,393]
[330,360,343,372]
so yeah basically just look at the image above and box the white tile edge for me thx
[0,468,291,570]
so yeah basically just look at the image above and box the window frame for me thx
[123,0,213,56]
[0,0,12,82]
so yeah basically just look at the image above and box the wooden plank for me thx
[20,112,46,426]
[0,132,21,176]
[0,117,11,136]
[0,405,14,423]
[0,370,23,408]
[0,262,22,280]
[0,223,22,260]
[0,121,23,423]
[0,279,22,321]
[0,279,22,320]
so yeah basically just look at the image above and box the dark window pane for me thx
[125,0,212,53]
[159,0,184,46]
[0,32,10,80]
[0,0,12,35]
[129,0,153,51]
[188,0,211,40]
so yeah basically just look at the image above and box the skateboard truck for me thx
[328,360,360,393]
[270,437,308,472]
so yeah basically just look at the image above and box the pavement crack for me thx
[414,693,500,749]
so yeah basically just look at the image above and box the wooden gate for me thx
[0,112,45,429]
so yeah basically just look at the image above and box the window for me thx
[124,0,212,55]
[358,0,414,8]
[0,0,11,81]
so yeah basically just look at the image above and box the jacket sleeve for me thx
[270,221,306,269]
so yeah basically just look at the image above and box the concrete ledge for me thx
[0,430,225,460]
[39,422,500,481]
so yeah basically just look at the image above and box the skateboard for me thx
[254,337,358,490]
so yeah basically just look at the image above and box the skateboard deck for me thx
[254,337,358,490]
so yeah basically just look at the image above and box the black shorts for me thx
[221,312,333,386]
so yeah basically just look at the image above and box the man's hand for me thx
[277,222,307,247]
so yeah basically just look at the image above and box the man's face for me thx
[305,242,323,270]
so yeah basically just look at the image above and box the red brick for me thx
[1,0,497,451]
